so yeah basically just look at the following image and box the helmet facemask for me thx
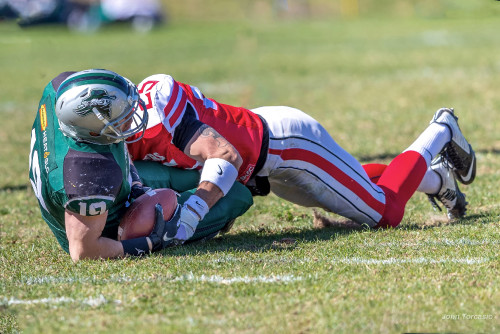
[95,82,148,144]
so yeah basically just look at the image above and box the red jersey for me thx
[127,74,266,184]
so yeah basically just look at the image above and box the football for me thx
[118,188,178,241]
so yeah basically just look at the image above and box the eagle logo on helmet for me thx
[75,89,117,119]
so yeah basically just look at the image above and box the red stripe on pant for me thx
[269,148,385,217]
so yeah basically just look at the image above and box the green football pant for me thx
[134,161,253,241]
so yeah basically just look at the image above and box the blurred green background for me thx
[164,0,500,21]
[1,0,499,189]
[1,1,499,333]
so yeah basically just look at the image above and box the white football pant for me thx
[251,106,386,227]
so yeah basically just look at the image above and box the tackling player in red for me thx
[126,73,476,232]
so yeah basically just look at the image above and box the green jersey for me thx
[28,73,132,253]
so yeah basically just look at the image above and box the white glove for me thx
[174,205,200,242]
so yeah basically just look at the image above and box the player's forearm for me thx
[194,181,224,209]
[175,125,241,241]
[69,237,125,262]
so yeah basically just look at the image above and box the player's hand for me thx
[173,205,201,243]
[149,203,180,252]
[130,183,152,200]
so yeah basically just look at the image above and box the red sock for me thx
[362,163,387,184]
[375,151,427,228]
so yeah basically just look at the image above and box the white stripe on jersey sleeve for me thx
[189,85,218,110]
[138,74,187,133]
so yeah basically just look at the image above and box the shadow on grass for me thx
[164,228,358,257]
[160,211,496,257]
[162,213,368,257]
[402,212,494,231]
[0,184,29,192]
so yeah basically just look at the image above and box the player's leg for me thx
[363,160,467,220]
[253,106,474,228]
[133,160,200,191]
[364,121,450,227]
[178,183,253,242]
[252,106,386,227]
[375,108,474,227]
[362,163,387,184]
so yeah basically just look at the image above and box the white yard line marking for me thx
[1,295,120,307]
[333,257,490,265]
[3,275,302,307]
[10,255,491,288]
[15,274,302,286]
[212,256,492,265]
[178,274,302,284]
[3,256,491,308]
[360,238,500,248]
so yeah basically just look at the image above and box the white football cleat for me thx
[427,156,468,220]
[430,108,476,185]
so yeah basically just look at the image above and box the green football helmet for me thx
[55,69,148,145]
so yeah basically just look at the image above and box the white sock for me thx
[404,123,451,166]
[416,167,441,194]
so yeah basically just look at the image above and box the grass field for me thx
[0,2,499,333]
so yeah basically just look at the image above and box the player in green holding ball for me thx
[28,70,252,262]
